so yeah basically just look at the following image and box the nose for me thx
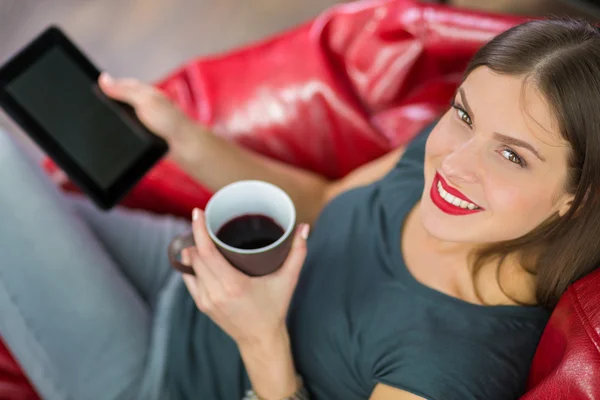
[439,141,480,186]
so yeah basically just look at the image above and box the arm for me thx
[175,121,406,224]
[238,328,300,399]
[181,210,309,399]
[100,74,405,224]
[370,384,426,400]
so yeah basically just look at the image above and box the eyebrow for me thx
[457,88,546,163]
[492,132,546,162]
[458,88,474,120]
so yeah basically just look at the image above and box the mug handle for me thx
[168,231,196,275]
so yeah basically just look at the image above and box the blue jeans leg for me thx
[0,132,187,400]
[66,195,190,309]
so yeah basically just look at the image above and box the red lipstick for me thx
[430,172,483,216]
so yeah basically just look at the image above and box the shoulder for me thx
[391,121,435,171]
[325,119,438,206]
[374,121,435,220]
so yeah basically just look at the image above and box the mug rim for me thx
[204,180,296,254]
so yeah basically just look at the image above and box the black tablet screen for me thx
[5,47,150,189]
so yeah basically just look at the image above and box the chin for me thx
[420,205,457,241]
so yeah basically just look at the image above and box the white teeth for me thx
[436,181,480,210]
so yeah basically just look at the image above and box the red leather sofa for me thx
[2,0,599,398]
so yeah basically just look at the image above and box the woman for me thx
[1,17,599,400]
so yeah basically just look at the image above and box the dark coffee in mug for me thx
[168,180,296,276]
[216,214,284,250]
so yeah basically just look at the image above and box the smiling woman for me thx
[416,65,577,307]
[3,11,600,400]
[446,19,600,309]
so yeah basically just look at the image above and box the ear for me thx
[558,195,575,218]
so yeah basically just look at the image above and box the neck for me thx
[411,204,538,306]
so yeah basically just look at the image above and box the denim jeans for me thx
[0,132,190,400]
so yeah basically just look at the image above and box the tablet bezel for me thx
[0,26,168,209]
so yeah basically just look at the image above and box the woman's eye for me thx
[500,148,526,168]
[452,105,472,126]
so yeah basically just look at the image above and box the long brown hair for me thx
[465,18,600,309]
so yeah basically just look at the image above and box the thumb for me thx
[274,224,310,282]
[98,72,152,108]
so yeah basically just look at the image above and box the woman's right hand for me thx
[98,72,203,163]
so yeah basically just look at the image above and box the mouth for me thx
[430,172,484,216]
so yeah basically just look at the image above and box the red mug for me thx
[168,180,297,276]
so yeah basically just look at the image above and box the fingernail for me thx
[192,208,200,221]
[101,72,113,84]
[300,224,310,240]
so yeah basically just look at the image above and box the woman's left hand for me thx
[181,208,310,347]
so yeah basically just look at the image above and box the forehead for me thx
[461,66,570,156]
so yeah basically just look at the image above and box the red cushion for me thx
[3,1,599,399]
[522,268,600,399]
[0,341,38,400]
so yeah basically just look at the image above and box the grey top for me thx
[166,122,550,400]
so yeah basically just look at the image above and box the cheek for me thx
[486,183,554,223]
[487,185,525,212]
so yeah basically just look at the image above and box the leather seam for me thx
[570,287,600,355]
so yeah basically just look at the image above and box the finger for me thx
[183,275,210,313]
[187,242,223,296]
[191,208,246,284]
[98,72,157,108]
[182,273,200,299]
[187,247,219,310]
[183,250,214,312]
[181,247,191,266]
[273,224,309,281]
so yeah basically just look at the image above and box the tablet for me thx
[0,26,168,209]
